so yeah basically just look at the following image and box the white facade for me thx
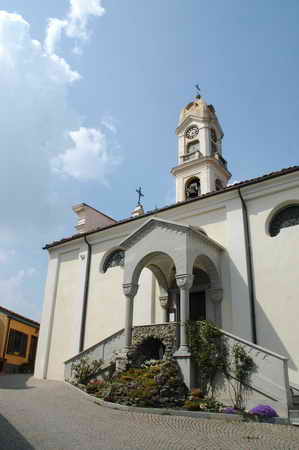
[35,96,299,410]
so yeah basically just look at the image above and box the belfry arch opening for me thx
[185,176,201,200]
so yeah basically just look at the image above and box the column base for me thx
[174,348,192,389]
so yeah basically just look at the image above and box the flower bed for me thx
[91,359,188,408]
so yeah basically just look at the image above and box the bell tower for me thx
[171,94,231,202]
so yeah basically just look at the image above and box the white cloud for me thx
[45,0,105,55]
[52,126,121,183]
[67,0,106,40]
[44,18,67,55]
[0,10,82,238]
[0,6,112,320]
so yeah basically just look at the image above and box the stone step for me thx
[289,409,299,426]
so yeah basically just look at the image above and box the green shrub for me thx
[71,357,103,385]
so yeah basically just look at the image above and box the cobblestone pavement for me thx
[1,375,299,450]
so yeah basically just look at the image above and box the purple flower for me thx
[223,407,239,414]
[249,405,278,418]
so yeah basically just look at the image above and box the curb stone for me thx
[64,381,289,425]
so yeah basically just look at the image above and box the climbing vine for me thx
[227,343,256,410]
[186,320,228,397]
[186,320,255,409]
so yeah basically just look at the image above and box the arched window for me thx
[103,250,125,272]
[185,177,201,200]
[215,179,223,191]
[269,205,299,237]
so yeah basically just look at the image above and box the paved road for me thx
[1,375,299,450]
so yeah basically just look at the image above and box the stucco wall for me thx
[84,243,153,350]
[84,248,125,350]
[247,184,299,385]
[47,249,81,380]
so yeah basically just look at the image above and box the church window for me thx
[185,177,201,200]
[103,250,125,272]
[215,179,223,191]
[269,205,299,237]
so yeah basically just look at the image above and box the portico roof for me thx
[119,217,225,251]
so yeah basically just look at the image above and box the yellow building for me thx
[0,306,39,373]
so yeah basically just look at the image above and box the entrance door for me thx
[189,291,206,321]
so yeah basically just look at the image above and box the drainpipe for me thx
[79,235,92,352]
[238,188,257,344]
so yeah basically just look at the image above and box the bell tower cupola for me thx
[171,93,231,202]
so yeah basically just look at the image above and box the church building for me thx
[35,94,299,416]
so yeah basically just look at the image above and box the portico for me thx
[100,217,224,386]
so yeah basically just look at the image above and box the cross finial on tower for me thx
[136,186,144,206]
[195,84,201,99]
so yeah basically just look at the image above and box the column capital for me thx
[207,288,223,304]
[159,295,169,309]
[122,283,139,298]
[175,274,194,290]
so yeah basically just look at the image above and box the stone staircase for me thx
[64,323,297,424]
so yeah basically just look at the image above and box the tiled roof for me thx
[44,165,299,249]
[0,305,40,328]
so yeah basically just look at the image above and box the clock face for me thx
[185,126,199,140]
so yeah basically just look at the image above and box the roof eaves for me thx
[44,165,299,250]
[0,305,40,328]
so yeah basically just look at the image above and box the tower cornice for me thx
[171,156,232,180]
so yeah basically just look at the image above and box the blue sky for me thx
[0,0,298,320]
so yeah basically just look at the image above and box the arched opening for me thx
[186,140,200,154]
[100,248,125,273]
[210,128,218,156]
[185,176,201,200]
[189,267,210,322]
[191,255,222,326]
[268,204,299,237]
[136,336,165,361]
[130,251,176,326]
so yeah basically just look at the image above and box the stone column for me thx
[207,288,223,327]
[159,296,169,323]
[173,274,194,389]
[175,274,194,353]
[122,283,138,349]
